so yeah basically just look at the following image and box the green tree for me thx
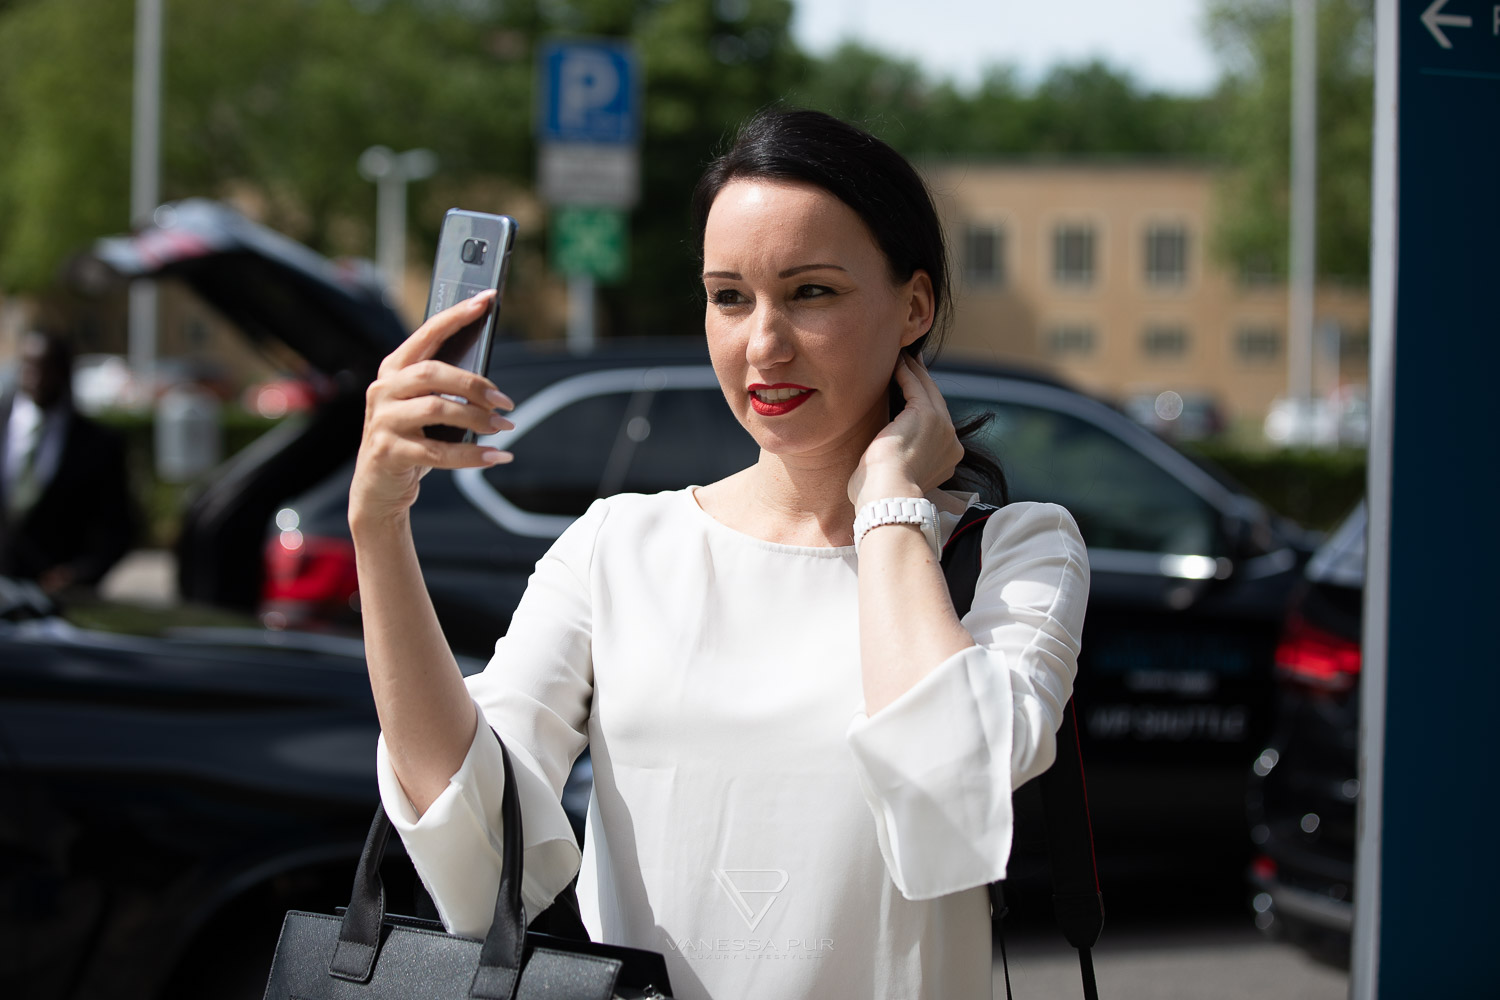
[788,46,1216,160]
[1205,0,1374,281]
[0,0,535,292]
[0,0,136,291]
[1025,61,1217,157]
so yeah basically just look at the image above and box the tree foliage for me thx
[787,46,1219,159]
[1205,0,1374,281]
[0,0,534,290]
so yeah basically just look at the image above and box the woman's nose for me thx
[745,304,794,369]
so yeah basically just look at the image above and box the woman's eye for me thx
[709,288,746,306]
[795,284,834,299]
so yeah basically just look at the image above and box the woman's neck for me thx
[746,451,863,546]
[692,446,864,549]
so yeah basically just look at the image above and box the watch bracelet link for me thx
[853,497,941,557]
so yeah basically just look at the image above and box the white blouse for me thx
[376,487,1088,1000]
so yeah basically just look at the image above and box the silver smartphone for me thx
[422,208,518,442]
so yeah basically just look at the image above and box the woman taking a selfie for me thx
[351,109,1088,999]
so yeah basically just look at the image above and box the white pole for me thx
[1288,0,1318,407]
[377,174,405,305]
[567,274,596,352]
[130,0,162,384]
[1352,0,1398,993]
[359,146,437,311]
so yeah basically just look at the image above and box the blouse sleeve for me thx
[374,498,610,938]
[843,501,1089,901]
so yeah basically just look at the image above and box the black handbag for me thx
[262,734,673,1000]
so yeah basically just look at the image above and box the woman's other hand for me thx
[350,290,515,527]
[848,353,963,508]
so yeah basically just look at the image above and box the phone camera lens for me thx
[461,238,488,264]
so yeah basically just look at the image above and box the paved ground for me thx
[996,917,1347,1000]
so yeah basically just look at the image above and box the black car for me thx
[1246,501,1365,962]
[0,582,422,999]
[0,579,603,1000]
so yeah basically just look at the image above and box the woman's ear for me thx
[898,270,935,349]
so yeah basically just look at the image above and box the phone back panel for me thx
[425,210,517,377]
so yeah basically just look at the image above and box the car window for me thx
[481,387,758,517]
[482,391,634,515]
[951,397,1221,556]
[613,389,758,495]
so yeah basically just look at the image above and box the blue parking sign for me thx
[537,39,640,144]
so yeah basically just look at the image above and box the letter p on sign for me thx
[538,39,638,145]
[559,50,619,129]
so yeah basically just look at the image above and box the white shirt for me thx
[4,393,66,505]
[376,488,1089,1000]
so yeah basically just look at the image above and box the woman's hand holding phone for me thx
[848,352,964,509]
[350,291,515,527]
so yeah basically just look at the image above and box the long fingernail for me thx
[485,389,513,409]
[481,448,512,465]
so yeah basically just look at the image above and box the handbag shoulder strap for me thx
[939,502,1103,1000]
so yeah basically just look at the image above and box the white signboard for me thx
[538,143,640,209]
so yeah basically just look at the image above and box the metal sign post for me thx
[1355,2,1499,995]
[1287,0,1317,408]
[129,0,163,387]
[358,146,438,311]
[536,38,641,350]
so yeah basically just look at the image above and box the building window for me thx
[1144,226,1188,286]
[1045,324,1096,358]
[964,224,1005,286]
[1142,324,1189,359]
[1053,225,1095,286]
[1235,325,1280,363]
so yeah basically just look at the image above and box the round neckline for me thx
[684,486,855,557]
[683,486,980,557]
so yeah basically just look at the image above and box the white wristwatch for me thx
[853,497,941,558]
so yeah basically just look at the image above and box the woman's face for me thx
[701,178,933,465]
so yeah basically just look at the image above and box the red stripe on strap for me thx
[943,513,994,553]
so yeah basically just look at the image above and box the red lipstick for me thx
[748,383,814,416]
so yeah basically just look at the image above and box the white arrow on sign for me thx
[1421,0,1472,49]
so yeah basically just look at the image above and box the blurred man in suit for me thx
[1,329,135,593]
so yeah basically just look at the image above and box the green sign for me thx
[551,206,628,283]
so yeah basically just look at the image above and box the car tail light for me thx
[1274,613,1361,692]
[261,530,359,629]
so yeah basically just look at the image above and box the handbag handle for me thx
[329,730,529,1000]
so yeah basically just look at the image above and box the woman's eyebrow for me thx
[702,263,849,281]
[779,263,847,278]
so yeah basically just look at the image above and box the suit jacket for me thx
[0,394,137,586]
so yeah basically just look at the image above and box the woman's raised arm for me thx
[349,289,515,816]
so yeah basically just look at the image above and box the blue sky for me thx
[789,0,1222,94]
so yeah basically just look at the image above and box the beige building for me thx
[922,161,1369,423]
